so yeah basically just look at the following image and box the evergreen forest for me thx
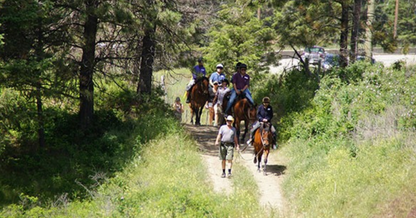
[1,0,415,217]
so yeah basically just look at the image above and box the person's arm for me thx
[268,106,273,121]
[241,75,249,91]
[233,133,239,150]
[209,74,215,86]
[180,104,184,113]
[258,107,265,122]
[215,132,222,146]
[241,84,249,92]
[234,83,241,94]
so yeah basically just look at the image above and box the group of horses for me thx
[188,77,273,174]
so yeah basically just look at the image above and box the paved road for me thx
[270,54,416,74]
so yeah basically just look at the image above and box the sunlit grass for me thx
[155,68,214,125]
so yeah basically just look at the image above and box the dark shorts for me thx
[219,142,235,160]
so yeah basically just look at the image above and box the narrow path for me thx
[238,146,286,211]
[184,124,287,213]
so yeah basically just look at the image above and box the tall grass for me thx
[155,68,214,125]
[1,118,272,217]
[271,62,416,217]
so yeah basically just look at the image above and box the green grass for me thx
[270,63,416,217]
[1,120,271,217]
[155,68,214,125]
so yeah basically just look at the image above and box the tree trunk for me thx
[79,0,98,129]
[137,0,156,95]
[350,0,362,63]
[339,2,349,67]
[364,0,375,60]
[394,0,399,38]
[36,17,45,149]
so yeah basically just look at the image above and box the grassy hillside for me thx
[264,62,416,217]
[0,73,275,217]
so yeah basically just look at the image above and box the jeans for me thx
[224,89,254,114]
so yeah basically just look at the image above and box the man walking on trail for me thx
[215,115,240,178]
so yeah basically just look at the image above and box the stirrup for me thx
[246,139,252,146]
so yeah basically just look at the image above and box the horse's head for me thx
[248,104,257,123]
[261,122,273,147]
[197,77,210,95]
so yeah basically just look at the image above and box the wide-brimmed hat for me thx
[226,115,234,122]
[262,97,270,103]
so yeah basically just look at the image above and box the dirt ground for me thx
[184,123,287,213]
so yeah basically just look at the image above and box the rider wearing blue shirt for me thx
[186,58,207,103]
[209,64,226,87]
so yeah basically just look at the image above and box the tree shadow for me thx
[264,164,286,176]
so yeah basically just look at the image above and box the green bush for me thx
[273,62,416,217]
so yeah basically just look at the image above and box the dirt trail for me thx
[184,124,287,213]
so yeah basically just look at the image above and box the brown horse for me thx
[221,93,256,142]
[189,77,210,125]
[233,98,256,143]
[253,122,273,175]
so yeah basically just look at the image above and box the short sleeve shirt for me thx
[193,65,206,80]
[231,73,250,90]
[216,87,230,106]
[209,72,226,84]
[218,125,237,143]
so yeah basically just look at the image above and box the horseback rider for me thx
[186,57,207,103]
[247,97,277,149]
[206,63,225,113]
[209,64,226,87]
[223,63,255,115]
[213,78,231,127]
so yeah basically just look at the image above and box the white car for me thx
[301,46,326,65]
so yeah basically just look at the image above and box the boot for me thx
[186,91,191,103]
[272,133,277,149]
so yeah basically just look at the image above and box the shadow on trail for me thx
[264,164,287,176]
[184,124,219,157]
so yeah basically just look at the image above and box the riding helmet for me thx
[262,97,270,103]
[197,57,203,62]
[235,62,242,69]
[216,63,224,69]
[240,63,247,69]
[221,78,229,85]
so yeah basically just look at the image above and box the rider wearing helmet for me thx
[247,97,277,149]
[213,78,231,126]
[209,64,226,87]
[186,57,207,103]
[223,63,255,115]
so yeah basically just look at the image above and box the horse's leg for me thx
[193,107,199,126]
[190,106,194,124]
[263,149,269,176]
[257,153,262,172]
[235,120,241,143]
[242,120,249,143]
[197,106,203,125]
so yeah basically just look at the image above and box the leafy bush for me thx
[272,62,416,217]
